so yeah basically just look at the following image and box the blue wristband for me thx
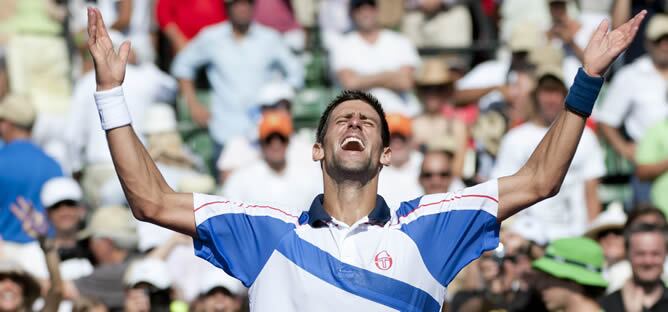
[564,68,604,118]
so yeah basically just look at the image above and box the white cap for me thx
[41,177,83,209]
[125,258,172,289]
[507,217,548,246]
[143,103,178,135]
[257,81,295,107]
[199,268,246,297]
[585,202,627,240]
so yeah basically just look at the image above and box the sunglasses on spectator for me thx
[261,133,289,145]
[596,228,623,240]
[420,171,452,179]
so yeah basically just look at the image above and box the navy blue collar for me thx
[306,194,391,227]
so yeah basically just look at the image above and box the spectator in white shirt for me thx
[65,31,177,208]
[492,65,605,240]
[330,0,421,116]
[377,113,423,208]
[223,111,321,210]
[595,14,668,206]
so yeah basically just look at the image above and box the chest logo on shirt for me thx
[374,250,393,270]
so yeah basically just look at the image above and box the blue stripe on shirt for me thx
[276,231,441,312]
[194,214,296,287]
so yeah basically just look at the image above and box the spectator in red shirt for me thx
[156,0,228,53]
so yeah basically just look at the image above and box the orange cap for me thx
[259,111,293,140]
[385,113,412,137]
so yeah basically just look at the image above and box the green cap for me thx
[532,237,608,288]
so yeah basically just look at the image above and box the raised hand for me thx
[10,197,49,240]
[87,8,131,91]
[583,10,647,77]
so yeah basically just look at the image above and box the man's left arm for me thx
[498,12,646,221]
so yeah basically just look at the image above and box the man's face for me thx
[418,85,454,114]
[649,36,668,68]
[89,237,114,263]
[536,85,566,125]
[0,277,23,311]
[229,0,254,30]
[47,202,84,235]
[597,229,625,264]
[203,289,241,312]
[629,232,666,286]
[389,135,410,167]
[419,152,453,194]
[260,134,289,170]
[549,1,568,25]
[541,286,573,311]
[314,100,389,180]
[352,4,379,33]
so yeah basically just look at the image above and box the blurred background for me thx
[1,0,668,311]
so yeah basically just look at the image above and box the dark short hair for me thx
[316,90,390,148]
[624,223,668,254]
[626,204,667,228]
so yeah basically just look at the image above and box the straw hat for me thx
[416,58,454,87]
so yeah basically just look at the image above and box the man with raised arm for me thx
[86,7,646,311]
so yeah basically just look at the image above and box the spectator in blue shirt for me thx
[0,94,62,244]
[171,0,303,152]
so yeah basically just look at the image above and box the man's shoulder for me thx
[598,288,623,311]
[502,123,542,143]
[196,22,231,39]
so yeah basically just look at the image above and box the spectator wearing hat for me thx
[171,0,303,157]
[532,237,608,311]
[216,81,314,183]
[412,57,468,178]
[67,206,138,311]
[223,111,321,210]
[123,257,178,312]
[193,268,246,312]
[596,14,668,205]
[377,113,423,208]
[0,94,62,279]
[600,223,668,312]
[493,66,605,240]
[585,202,629,293]
[65,31,177,208]
[636,115,668,216]
[330,0,421,116]
[40,177,94,281]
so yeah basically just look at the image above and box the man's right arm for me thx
[87,8,196,236]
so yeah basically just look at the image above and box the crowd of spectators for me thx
[2,0,668,311]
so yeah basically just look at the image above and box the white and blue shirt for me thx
[193,179,500,311]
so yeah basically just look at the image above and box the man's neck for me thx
[531,116,550,128]
[563,292,601,312]
[232,24,250,40]
[359,29,380,44]
[635,279,664,307]
[322,173,379,226]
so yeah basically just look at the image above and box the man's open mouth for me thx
[341,136,365,151]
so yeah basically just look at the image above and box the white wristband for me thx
[94,86,132,131]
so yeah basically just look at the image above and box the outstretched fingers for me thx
[590,19,609,45]
[118,41,131,66]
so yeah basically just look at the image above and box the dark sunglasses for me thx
[420,171,452,179]
[597,228,623,240]
[261,133,289,145]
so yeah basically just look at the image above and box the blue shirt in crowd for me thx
[0,140,62,243]
[171,22,303,145]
